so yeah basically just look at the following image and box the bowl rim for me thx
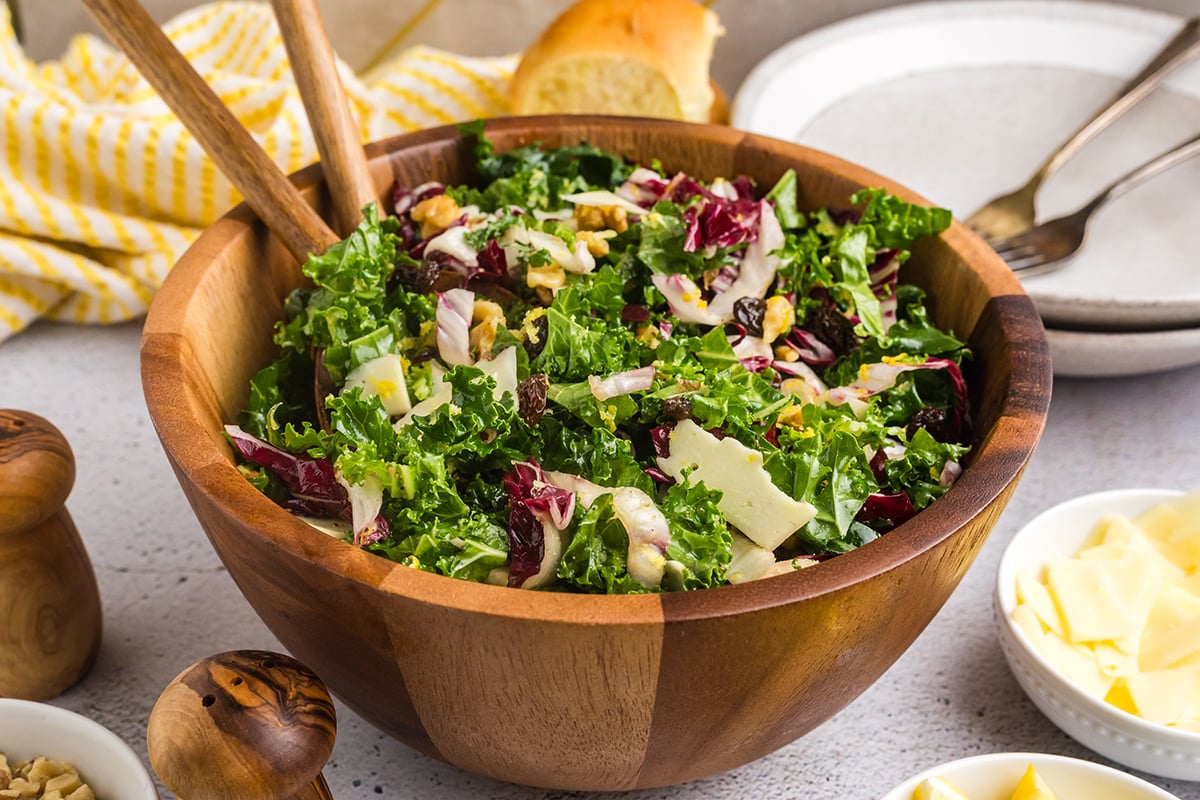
[0,698,159,799]
[879,751,1182,799]
[142,115,1051,621]
[995,487,1200,745]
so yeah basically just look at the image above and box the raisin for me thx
[390,261,441,295]
[662,395,693,421]
[802,305,859,356]
[518,374,549,425]
[732,296,767,338]
[523,315,549,360]
[907,407,950,442]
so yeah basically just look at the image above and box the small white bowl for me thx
[0,699,159,799]
[880,752,1180,800]
[994,488,1200,780]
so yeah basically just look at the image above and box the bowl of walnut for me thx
[0,699,158,800]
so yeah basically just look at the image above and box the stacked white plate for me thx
[732,0,1200,377]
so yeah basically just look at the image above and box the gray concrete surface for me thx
[5,1,1200,796]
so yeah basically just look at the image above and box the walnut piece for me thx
[0,755,97,800]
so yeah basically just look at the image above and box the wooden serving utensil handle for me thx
[0,410,102,700]
[272,0,377,238]
[147,650,337,800]
[79,0,340,262]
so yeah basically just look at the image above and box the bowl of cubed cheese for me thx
[995,488,1200,779]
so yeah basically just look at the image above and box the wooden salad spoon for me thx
[79,0,354,261]
[271,0,377,238]
[81,0,384,432]
[147,650,337,800]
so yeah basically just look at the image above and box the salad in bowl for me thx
[226,121,970,594]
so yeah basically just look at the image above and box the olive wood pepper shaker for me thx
[147,650,337,800]
[0,409,103,700]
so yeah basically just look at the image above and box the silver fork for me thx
[965,16,1200,243]
[990,132,1200,274]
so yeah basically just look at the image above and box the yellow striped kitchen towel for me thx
[0,0,516,342]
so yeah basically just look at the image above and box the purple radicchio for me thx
[224,425,390,545]
[854,492,917,532]
[504,459,575,588]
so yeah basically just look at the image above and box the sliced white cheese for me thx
[1045,550,1159,644]
[1137,494,1200,571]
[1091,641,1138,679]
[656,419,815,550]
[1013,604,1115,700]
[1016,566,1065,639]
[343,354,412,416]
[1140,612,1200,672]
[1126,667,1200,725]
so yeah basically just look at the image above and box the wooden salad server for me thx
[79,0,345,262]
[0,410,102,700]
[147,650,337,800]
[271,0,377,238]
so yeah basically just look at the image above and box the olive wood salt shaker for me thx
[148,650,337,800]
[0,410,102,700]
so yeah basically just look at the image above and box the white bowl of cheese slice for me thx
[995,487,1200,780]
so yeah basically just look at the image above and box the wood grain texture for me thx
[0,411,102,700]
[141,117,1052,790]
[272,0,377,238]
[147,650,336,800]
[79,0,340,263]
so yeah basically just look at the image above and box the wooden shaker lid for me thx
[0,410,75,536]
[147,650,337,800]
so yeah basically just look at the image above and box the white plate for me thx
[880,752,1181,799]
[1047,322,1200,377]
[733,0,1200,333]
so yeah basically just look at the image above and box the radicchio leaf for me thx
[504,459,576,588]
[854,491,917,531]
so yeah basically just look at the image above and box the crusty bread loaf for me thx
[509,0,725,123]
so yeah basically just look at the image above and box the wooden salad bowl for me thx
[141,116,1051,790]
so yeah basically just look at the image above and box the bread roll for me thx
[509,0,725,123]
